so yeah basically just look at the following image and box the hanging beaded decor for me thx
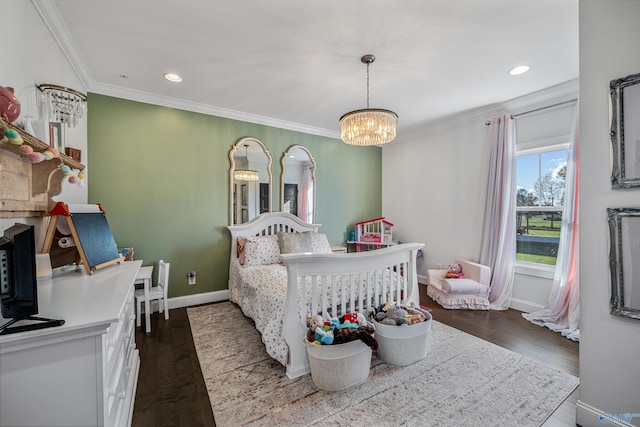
[37,84,87,128]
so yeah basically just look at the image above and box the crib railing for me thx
[280,242,424,378]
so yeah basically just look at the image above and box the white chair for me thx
[426,258,491,310]
[135,260,170,330]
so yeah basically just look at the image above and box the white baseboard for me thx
[508,297,544,313]
[418,274,428,284]
[576,400,636,427]
[167,290,229,309]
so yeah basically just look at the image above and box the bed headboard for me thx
[227,212,321,260]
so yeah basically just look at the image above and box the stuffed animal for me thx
[372,302,427,326]
[340,312,368,326]
[445,263,464,279]
[375,306,410,325]
[307,314,324,342]
[313,318,339,345]
[333,325,378,350]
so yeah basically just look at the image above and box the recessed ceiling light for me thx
[164,73,182,83]
[509,65,530,76]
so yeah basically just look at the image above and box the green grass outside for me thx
[517,253,557,265]
[518,214,562,237]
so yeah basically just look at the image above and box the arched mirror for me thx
[229,137,272,225]
[280,145,316,223]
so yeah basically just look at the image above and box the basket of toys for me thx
[304,313,377,391]
[370,302,432,366]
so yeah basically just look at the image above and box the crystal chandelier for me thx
[37,84,87,128]
[234,144,259,181]
[339,54,398,146]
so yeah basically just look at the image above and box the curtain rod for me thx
[485,98,578,125]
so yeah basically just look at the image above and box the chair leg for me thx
[164,298,169,320]
[136,298,141,327]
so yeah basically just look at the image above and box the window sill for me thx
[515,262,555,279]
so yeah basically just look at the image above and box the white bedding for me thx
[229,258,290,364]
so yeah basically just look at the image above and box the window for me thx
[515,146,569,266]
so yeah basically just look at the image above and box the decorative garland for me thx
[2,128,86,185]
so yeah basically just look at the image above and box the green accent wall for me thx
[87,94,382,297]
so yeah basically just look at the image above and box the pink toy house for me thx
[354,217,394,251]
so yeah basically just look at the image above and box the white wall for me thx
[383,81,578,311]
[1,0,87,241]
[578,1,640,425]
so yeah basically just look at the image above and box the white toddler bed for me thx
[227,212,424,379]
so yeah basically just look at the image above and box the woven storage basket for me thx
[304,338,372,391]
[373,307,432,366]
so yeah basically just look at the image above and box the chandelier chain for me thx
[366,62,370,109]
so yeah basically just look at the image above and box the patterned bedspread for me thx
[229,259,293,365]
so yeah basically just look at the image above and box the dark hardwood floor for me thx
[133,308,214,427]
[132,284,579,427]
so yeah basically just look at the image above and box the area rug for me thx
[187,302,579,427]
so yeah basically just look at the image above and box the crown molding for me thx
[31,0,93,91]
[88,82,341,139]
[31,0,340,140]
[396,79,579,143]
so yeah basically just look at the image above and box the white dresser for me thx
[0,260,141,427]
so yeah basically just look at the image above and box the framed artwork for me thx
[608,208,640,319]
[241,184,248,206]
[610,72,640,188]
[49,122,64,151]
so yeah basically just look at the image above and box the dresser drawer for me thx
[105,339,127,426]
[108,345,139,427]
[104,290,135,379]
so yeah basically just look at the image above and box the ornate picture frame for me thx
[610,72,640,188]
[608,208,640,319]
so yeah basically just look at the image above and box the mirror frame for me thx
[608,207,640,320]
[610,72,640,188]
[280,145,316,223]
[229,137,272,226]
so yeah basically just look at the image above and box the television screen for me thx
[0,223,63,335]
[0,223,38,319]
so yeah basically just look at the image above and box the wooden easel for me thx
[43,202,124,274]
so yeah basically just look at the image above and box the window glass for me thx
[515,149,568,265]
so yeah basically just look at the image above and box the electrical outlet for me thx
[188,271,196,285]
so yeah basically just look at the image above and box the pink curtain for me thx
[523,105,580,341]
[298,165,313,223]
[478,114,516,310]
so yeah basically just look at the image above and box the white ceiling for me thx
[46,0,578,140]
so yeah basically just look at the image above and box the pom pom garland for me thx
[19,144,33,154]
[3,125,85,184]
[27,152,45,163]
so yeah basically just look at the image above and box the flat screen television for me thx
[0,223,64,335]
